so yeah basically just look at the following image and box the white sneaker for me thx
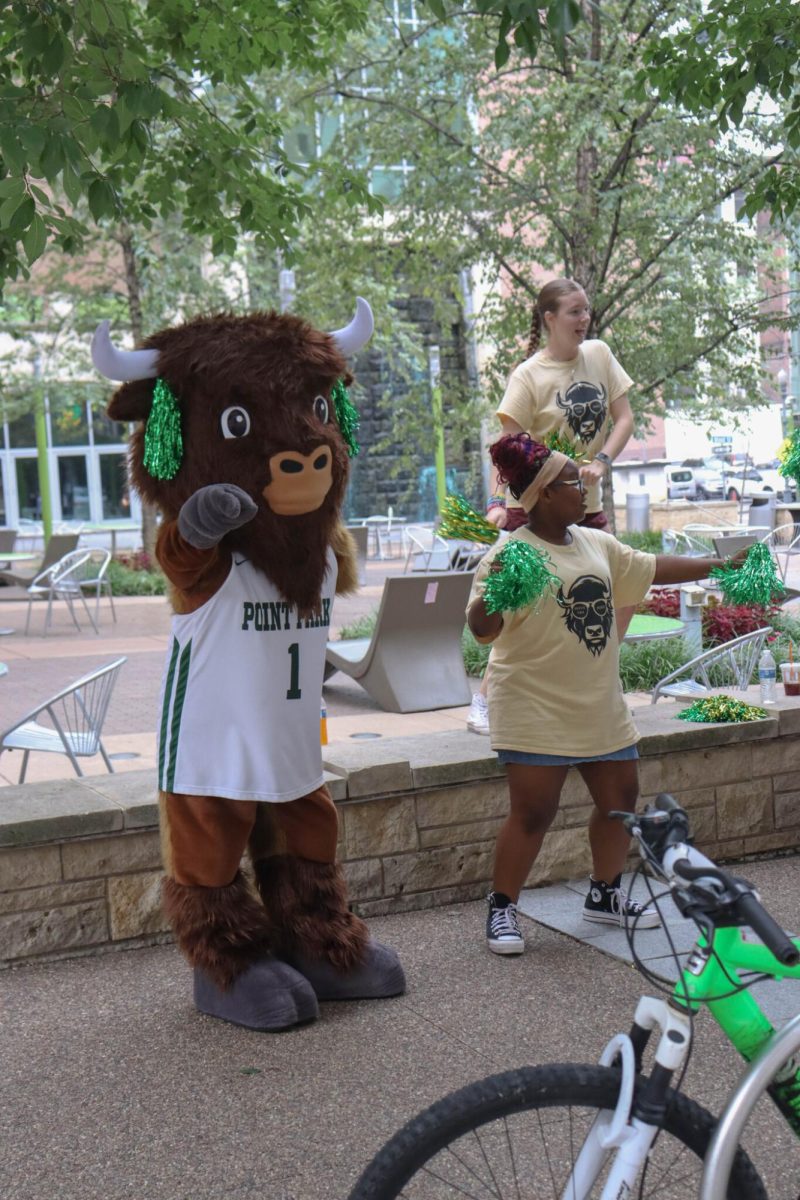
[467,692,490,735]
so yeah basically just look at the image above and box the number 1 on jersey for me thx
[286,642,302,699]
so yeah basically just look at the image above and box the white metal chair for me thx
[759,522,800,584]
[0,531,81,588]
[24,549,97,635]
[402,525,452,572]
[651,628,772,703]
[54,547,116,630]
[662,528,713,557]
[0,657,127,782]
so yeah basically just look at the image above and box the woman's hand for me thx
[726,547,750,570]
[486,505,508,529]
[579,460,607,488]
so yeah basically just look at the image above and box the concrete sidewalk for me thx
[1,856,799,1200]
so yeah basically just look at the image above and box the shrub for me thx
[462,626,491,678]
[107,558,167,596]
[618,530,664,553]
[702,597,776,646]
[338,611,378,640]
[640,587,680,618]
[618,637,688,692]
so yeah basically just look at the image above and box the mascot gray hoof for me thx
[290,940,406,1001]
[193,960,319,1031]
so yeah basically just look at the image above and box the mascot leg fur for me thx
[161,789,404,1032]
[250,789,406,1001]
[161,792,319,1031]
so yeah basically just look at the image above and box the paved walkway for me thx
[2,860,799,1200]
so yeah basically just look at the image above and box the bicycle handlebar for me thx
[626,797,800,968]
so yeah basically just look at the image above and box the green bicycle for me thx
[348,794,800,1200]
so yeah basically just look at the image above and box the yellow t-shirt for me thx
[496,339,634,514]
[467,526,656,756]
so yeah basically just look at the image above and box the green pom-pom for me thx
[778,427,800,483]
[143,377,183,481]
[483,539,561,614]
[438,494,499,545]
[676,694,769,723]
[709,542,786,607]
[331,378,360,458]
[545,431,583,460]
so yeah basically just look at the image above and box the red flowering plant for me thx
[639,590,776,646]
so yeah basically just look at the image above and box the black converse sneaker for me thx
[583,875,660,929]
[486,892,525,955]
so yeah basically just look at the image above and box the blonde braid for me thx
[526,307,542,357]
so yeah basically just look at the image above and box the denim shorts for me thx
[497,743,639,767]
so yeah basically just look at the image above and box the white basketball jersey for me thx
[157,551,336,802]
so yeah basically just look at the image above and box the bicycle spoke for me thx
[535,1105,562,1197]
[501,1116,522,1200]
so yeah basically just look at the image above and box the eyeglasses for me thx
[551,478,586,492]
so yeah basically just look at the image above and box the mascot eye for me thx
[313,395,330,423]
[220,406,251,439]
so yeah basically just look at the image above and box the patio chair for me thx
[760,522,800,585]
[0,531,81,588]
[24,549,98,635]
[324,572,474,712]
[650,627,771,704]
[0,529,17,555]
[661,528,713,557]
[0,656,127,783]
[402,525,452,573]
[711,533,761,560]
[53,547,117,631]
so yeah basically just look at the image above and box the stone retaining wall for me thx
[2,695,799,967]
[613,499,795,534]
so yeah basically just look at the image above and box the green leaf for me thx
[42,33,67,75]
[62,165,83,206]
[0,177,25,200]
[88,177,116,220]
[494,37,511,69]
[5,196,35,232]
[18,125,47,160]
[41,134,65,182]
[23,213,47,264]
[89,0,110,36]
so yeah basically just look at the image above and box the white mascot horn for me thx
[91,320,160,382]
[329,297,373,358]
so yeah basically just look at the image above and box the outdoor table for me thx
[0,551,39,565]
[624,614,686,642]
[83,522,137,556]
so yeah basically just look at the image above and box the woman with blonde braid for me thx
[467,278,636,735]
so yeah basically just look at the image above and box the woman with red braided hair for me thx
[467,279,635,735]
[467,433,744,956]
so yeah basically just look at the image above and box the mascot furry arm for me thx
[92,300,404,1032]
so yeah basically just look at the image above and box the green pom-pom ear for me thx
[677,694,769,723]
[143,378,183,481]
[709,542,786,607]
[331,378,360,458]
[779,427,800,484]
[438,494,499,546]
[483,539,561,614]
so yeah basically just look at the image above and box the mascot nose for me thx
[264,446,333,515]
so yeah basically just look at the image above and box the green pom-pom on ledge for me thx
[709,542,786,607]
[676,694,769,724]
[483,539,561,614]
[438,495,499,546]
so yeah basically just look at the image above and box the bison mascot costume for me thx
[92,299,404,1031]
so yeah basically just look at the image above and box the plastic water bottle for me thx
[758,648,777,706]
[320,700,328,745]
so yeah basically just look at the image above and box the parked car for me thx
[721,466,775,502]
[665,465,697,500]
[755,461,796,498]
[681,457,725,499]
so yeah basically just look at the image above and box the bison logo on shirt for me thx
[557,574,614,656]
[556,381,607,445]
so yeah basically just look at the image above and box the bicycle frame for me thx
[673,925,800,1138]
[562,924,800,1200]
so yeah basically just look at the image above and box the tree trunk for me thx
[119,225,159,559]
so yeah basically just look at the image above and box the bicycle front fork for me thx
[562,996,693,1200]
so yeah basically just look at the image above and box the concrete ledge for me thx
[2,693,800,967]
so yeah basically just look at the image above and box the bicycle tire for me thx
[348,1064,767,1200]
